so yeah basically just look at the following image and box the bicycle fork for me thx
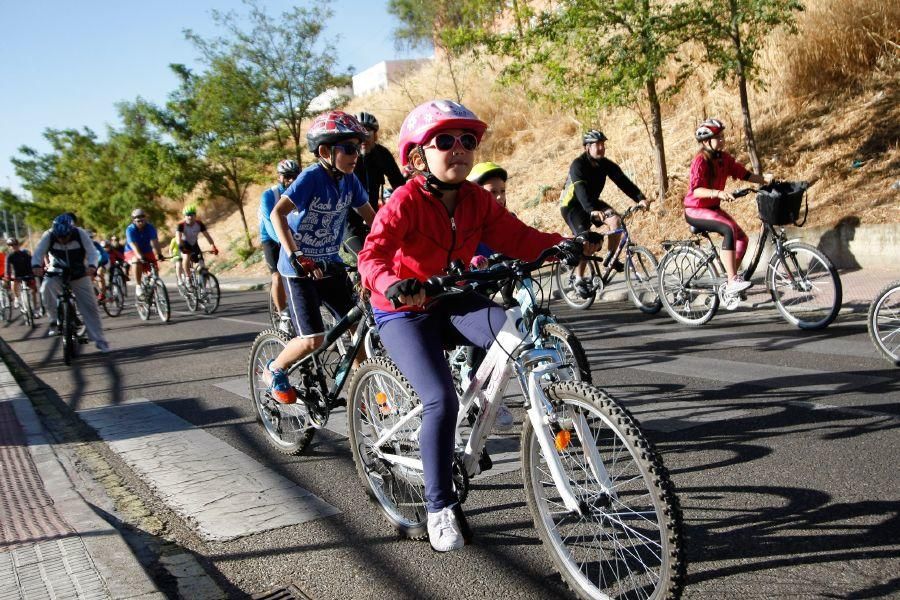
[522,356,617,515]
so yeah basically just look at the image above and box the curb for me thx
[0,357,164,599]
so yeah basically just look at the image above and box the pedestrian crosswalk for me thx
[76,399,340,542]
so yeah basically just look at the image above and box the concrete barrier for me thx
[750,223,899,271]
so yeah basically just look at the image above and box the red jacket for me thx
[359,176,565,312]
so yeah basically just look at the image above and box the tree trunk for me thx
[444,50,462,103]
[737,71,761,174]
[646,78,668,205]
[234,199,253,249]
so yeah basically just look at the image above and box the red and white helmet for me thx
[695,118,725,142]
[306,111,369,153]
[398,100,488,167]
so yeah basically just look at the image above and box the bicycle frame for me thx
[369,272,607,516]
[284,300,371,421]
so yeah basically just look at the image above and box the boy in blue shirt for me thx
[263,111,376,403]
[124,208,165,299]
[259,159,300,331]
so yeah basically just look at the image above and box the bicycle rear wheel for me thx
[867,279,900,366]
[555,260,596,310]
[522,382,684,600]
[658,245,720,326]
[541,322,592,383]
[199,272,220,314]
[154,280,171,323]
[625,245,662,314]
[768,242,841,330]
[347,356,428,539]
[247,328,316,454]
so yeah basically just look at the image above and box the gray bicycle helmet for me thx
[276,159,300,178]
[583,129,607,145]
[357,112,379,131]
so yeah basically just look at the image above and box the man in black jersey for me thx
[560,130,650,295]
[4,238,40,317]
[343,112,407,256]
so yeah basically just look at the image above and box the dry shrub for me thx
[780,0,900,99]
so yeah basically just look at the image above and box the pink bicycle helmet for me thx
[398,100,488,167]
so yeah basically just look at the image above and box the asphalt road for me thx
[2,286,898,599]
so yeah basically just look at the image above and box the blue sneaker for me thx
[263,359,296,404]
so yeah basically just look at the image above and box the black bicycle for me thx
[50,270,89,365]
[248,264,380,454]
[555,204,661,313]
[658,181,842,329]
[177,250,220,314]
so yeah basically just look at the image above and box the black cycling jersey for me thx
[347,143,406,237]
[560,153,646,213]
[5,250,33,278]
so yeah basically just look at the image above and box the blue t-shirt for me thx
[276,164,368,277]
[258,184,285,243]
[93,241,109,267]
[125,222,158,254]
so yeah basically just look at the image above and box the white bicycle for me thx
[347,242,684,600]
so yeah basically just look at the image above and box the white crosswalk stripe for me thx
[77,399,340,542]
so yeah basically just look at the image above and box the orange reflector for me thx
[555,430,571,451]
[375,391,391,415]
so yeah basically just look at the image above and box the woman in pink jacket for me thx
[683,118,770,295]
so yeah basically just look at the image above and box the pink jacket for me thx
[683,152,749,209]
[359,176,565,311]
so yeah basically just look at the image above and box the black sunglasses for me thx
[426,133,478,152]
[334,143,361,156]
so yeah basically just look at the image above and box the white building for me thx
[352,59,431,97]
[308,85,354,113]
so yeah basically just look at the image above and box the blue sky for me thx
[0,0,427,195]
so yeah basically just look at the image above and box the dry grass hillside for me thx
[198,0,898,277]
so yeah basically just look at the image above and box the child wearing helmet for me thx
[260,159,301,331]
[685,118,771,295]
[262,111,376,404]
[357,100,599,552]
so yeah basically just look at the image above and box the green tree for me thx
[449,0,692,205]
[185,0,349,164]
[388,0,506,101]
[157,57,273,248]
[694,0,803,174]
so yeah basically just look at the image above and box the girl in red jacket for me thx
[684,118,770,295]
[358,100,597,552]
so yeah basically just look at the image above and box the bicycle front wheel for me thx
[768,242,841,330]
[868,279,900,366]
[348,356,428,539]
[658,245,720,327]
[555,260,596,310]
[21,291,34,328]
[104,281,125,317]
[247,328,316,454]
[0,292,11,323]
[154,280,171,323]
[199,272,220,314]
[626,245,662,314]
[522,382,684,600]
[59,301,74,366]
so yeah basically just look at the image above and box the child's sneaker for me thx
[427,506,465,552]
[263,359,296,404]
[574,279,592,299]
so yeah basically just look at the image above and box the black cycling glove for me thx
[289,252,318,278]
[385,278,423,301]
[577,231,604,245]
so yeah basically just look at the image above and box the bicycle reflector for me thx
[555,429,572,451]
[375,391,392,415]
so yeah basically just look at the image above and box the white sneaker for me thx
[725,275,752,295]
[427,507,464,552]
[494,404,514,432]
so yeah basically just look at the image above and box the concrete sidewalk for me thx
[0,361,163,600]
